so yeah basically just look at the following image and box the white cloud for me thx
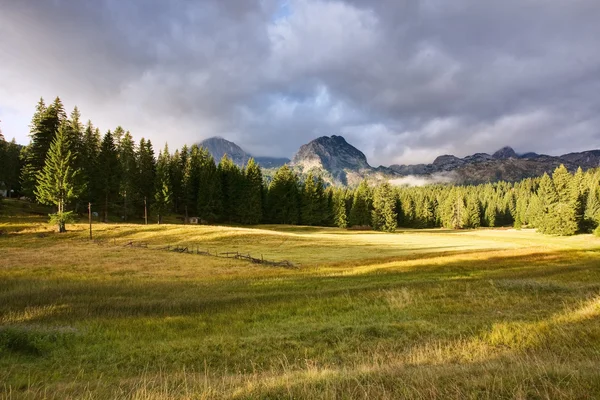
[1,0,599,164]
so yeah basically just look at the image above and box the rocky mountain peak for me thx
[200,137,249,166]
[291,135,371,184]
[492,146,517,159]
[199,137,289,169]
[292,135,370,170]
[196,136,600,186]
[432,155,465,171]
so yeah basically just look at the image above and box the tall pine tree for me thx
[372,182,397,232]
[34,121,81,232]
[240,158,263,224]
[118,132,138,220]
[333,188,348,228]
[136,138,156,218]
[153,144,172,224]
[80,122,101,204]
[348,179,372,227]
[218,155,243,223]
[197,147,222,223]
[98,131,121,222]
[267,165,300,224]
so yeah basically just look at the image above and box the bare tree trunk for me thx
[58,200,66,233]
[123,191,127,221]
[104,194,108,223]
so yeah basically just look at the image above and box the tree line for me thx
[3,97,600,236]
[0,126,22,199]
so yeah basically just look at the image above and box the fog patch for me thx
[389,173,456,187]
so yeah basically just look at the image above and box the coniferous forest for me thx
[3,97,600,236]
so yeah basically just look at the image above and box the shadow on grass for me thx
[2,245,600,398]
[229,292,600,399]
[2,247,599,324]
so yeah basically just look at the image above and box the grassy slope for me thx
[1,214,600,399]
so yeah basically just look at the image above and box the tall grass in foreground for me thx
[1,222,599,399]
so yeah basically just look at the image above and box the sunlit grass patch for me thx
[1,220,599,398]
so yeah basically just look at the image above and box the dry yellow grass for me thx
[1,220,600,399]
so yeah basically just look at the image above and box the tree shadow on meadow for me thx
[2,246,600,398]
[2,247,598,324]
[226,289,600,399]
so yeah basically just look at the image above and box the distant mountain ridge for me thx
[197,136,600,186]
[198,137,290,169]
[387,146,600,184]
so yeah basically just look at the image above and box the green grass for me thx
[1,213,600,398]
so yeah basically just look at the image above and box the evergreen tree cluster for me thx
[7,97,600,236]
[390,165,600,236]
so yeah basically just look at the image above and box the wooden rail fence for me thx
[87,238,298,269]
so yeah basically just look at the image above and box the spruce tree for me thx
[396,193,407,227]
[113,126,125,146]
[547,166,577,235]
[183,145,202,219]
[323,186,335,226]
[152,144,172,224]
[80,122,101,204]
[197,147,222,223]
[515,195,528,228]
[0,138,21,198]
[400,193,416,227]
[267,165,300,224]
[34,121,81,232]
[22,97,69,198]
[301,172,320,225]
[534,167,578,235]
[66,107,86,210]
[177,145,190,214]
[552,165,572,203]
[441,188,466,229]
[348,179,372,227]
[218,155,243,223]
[483,195,497,227]
[66,107,83,157]
[464,193,481,229]
[536,173,558,233]
[21,99,46,196]
[526,194,543,228]
[315,175,329,225]
[544,202,578,236]
[420,197,436,228]
[333,188,348,228]
[571,167,586,231]
[584,184,600,229]
[240,158,263,224]
[98,130,121,222]
[504,191,517,225]
[118,132,138,219]
[136,138,156,217]
[169,149,184,214]
[371,182,397,232]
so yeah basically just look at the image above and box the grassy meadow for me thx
[1,203,600,398]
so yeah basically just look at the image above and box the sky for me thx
[1,0,600,166]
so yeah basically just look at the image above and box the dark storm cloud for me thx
[1,0,599,165]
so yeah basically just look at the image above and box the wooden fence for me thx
[89,238,298,269]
